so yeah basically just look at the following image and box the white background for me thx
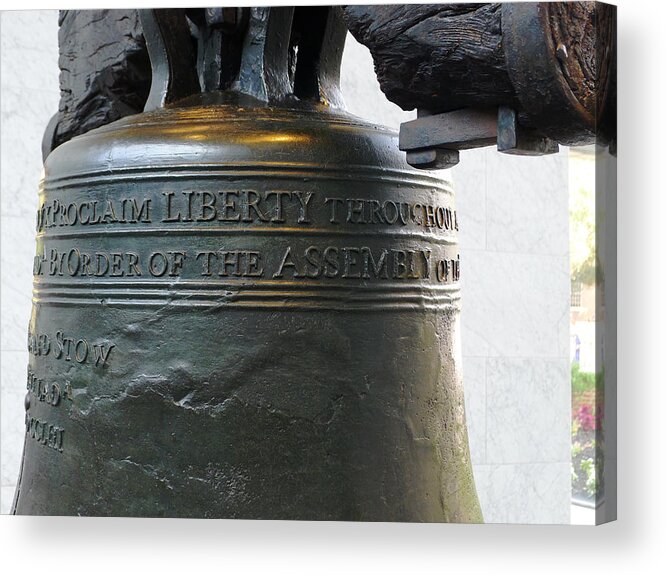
[1,0,664,573]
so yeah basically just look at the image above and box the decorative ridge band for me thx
[33,281,460,311]
[42,163,451,191]
[37,226,458,244]
[36,278,460,291]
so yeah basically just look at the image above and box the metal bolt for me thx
[556,43,568,62]
[406,148,459,170]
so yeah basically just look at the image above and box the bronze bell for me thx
[12,7,482,522]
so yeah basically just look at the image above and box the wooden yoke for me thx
[343,2,616,168]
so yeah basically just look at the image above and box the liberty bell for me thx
[13,7,482,521]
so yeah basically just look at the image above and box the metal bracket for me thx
[501,2,597,146]
[398,106,559,170]
[233,7,295,102]
[139,9,201,111]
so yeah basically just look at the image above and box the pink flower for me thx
[575,404,597,431]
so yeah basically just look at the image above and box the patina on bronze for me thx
[13,7,482,521]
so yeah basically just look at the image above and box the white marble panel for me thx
[460,251,569,359]
[0,44,60,93]
[452,148,487,252]
[462,356,486,465]
[1,216,36,351]
[1,84,58,217]
[486,358,570,465]
[0,12,59,97]
[1,351,28,488]
[472,462,571,524]
[1,485,17,515]
[1,11,59,57]
[485,149,569,257]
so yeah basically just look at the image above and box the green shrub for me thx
[571,363,604,395]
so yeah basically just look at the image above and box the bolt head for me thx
[406,148,459,170]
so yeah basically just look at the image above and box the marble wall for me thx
[454,146,571,524]
[1,10,62,514]
[0,10,570,522]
